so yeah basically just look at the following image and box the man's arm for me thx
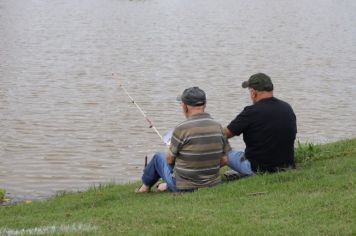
[224,127,235,139]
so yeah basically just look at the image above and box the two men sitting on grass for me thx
[137,73,297,193]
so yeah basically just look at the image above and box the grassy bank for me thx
[0,139,355,235]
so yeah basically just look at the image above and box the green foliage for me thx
[0,189,5,201]
[0,139,355,235]
[295,138,356,164]
[295,140,321,163]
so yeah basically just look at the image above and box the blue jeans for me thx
[141,152,178,192]
[227,150,254,176]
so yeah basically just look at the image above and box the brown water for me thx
[1,0,356,201]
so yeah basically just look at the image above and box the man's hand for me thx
[224,127,235,139]
[166,151,176,166]
[220,155,228,167]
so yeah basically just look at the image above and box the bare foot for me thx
[157,182,168,192]
[135,184,150,193]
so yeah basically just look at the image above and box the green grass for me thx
[1,139,355,235]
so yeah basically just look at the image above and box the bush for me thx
[0,189,5,202]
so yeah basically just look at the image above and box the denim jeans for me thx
[141,152,178,192]
[142,151,253,191]
[227,150,254,176]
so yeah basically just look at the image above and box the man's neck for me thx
[186,107,205,118]
[255,91,273,103]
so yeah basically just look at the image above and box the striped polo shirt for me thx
[170,112,231,190]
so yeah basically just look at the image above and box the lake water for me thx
[1,0,356,201]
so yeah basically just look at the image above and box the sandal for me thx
[135,184,150,193]
[156,182,168,192]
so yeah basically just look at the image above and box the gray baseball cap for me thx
[242,73,274,91]
[177,87,206,106]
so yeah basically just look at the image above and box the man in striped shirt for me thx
[136,87,231,193]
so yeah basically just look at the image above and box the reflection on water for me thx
[0,0,356,200]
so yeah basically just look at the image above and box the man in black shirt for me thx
[221,73,297,174]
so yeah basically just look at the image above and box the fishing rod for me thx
[112,73,171,146]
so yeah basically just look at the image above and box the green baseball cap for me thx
[242,73,274,91]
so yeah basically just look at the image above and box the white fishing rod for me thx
[112,73,172,146]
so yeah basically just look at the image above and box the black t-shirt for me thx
[227,97,297,172]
